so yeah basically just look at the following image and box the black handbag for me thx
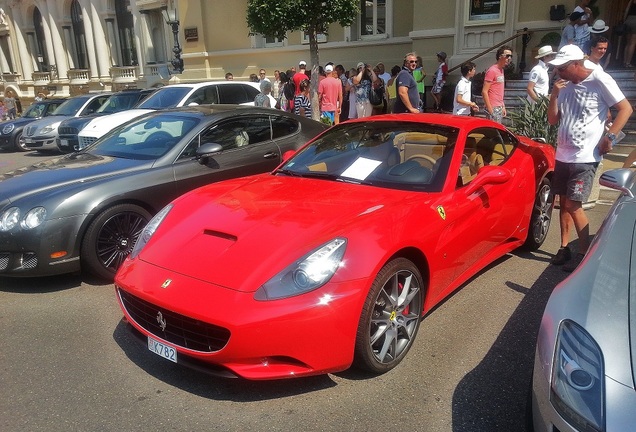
[550,5,566,21]
[369,82,384,106]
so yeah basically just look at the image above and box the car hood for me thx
[80,109,153,137]
[27,115,67,130]
[0,152,149,202]
[138,174,430,291]
[2,117,38,129]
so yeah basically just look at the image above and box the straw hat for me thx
[590,19,609,34]
[535,45,556,59]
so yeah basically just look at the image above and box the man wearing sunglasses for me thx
[547,44,632,272]
[481,45,512,124]
[392,52,422,114]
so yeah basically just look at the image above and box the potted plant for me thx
[508,95,557,147]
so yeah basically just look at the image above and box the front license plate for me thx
[60,139,69,147]
[148,336,177,363]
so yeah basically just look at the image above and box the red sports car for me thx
[115,114,555,380]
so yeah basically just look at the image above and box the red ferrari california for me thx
[115,114,555,380]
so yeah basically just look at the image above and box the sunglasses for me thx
[503,54,513,58]
[556,62,572,71]
[407,60,418,64]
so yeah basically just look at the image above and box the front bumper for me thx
[115,257,370,380]
[24,135,58,151]
[0,214,85,276]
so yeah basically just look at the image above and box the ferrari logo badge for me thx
[437,206,446,220]
[156,311,167,331]
[161,279,172,289]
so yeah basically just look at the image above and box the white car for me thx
[76,81,273,150]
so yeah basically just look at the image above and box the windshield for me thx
[22,103,49,118]
[52,96,91,116]
[136,87,191,109]
[97,92,143,114]
[90,113,200,160]
[280,121,459,192]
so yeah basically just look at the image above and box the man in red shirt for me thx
[481,45,512,123]
[318,64,343,125]
[293,60,309,96]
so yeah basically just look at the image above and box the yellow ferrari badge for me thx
[437,205,446,220]
[161,279,172,289]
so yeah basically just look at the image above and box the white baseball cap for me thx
[324,64,334,72]
[548,44,584,66]
[299,60,307,67]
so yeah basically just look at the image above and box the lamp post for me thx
[161,4,184,74]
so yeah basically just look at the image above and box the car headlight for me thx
[129,204,172,259]
[254,238,347,301]
[21,207,46,229]
[0,207,20,231]
[2,123,15,134]
[550,319,604,431]
[40,124,58,134]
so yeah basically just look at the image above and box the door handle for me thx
[263,152,278,159]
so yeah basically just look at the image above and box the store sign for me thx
[466,0,506,25]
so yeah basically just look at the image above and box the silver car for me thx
[532,168,636,431]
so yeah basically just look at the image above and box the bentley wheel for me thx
[523,177,553,250]
[81,204,152,280]
[13,131,28,152]
[354,257,424,373]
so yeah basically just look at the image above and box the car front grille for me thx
[0,251,38,272]
[78,136,97,149]
[117,288,231,353]
[25,126,36,136]
[59,126,79,135]
[0,253,9,271]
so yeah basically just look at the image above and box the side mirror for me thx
[599,168,635,198]
[196,143,223,165]
[465,165,512,195]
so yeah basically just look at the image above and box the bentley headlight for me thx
[129,204,172,259]
[21,207,46,229]
[0,207,20,231]
[2,123,15,134]
[550,319,604,431]
[254,238,347,301]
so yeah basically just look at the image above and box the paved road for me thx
[0,149,615,432]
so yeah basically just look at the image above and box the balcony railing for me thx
[110,66,138,84]
[68,69,90,85]
[32,71,51,86]
[1,72,20,83]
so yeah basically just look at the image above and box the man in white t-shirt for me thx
[547,44,632,271]
[453,62,479,115]
[527,45,555,104]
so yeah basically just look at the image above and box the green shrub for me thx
[508,95,558,147]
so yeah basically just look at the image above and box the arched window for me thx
[33,8,49,71]
[71,0,88,69]
[115,0,138,66]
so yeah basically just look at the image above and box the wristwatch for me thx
[606,132,617,143]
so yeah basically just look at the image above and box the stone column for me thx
[89,2,111,78]
[78,0,98,79]
[46,7,69,79]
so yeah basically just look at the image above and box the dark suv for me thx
[0,99,67,152]
[57,88,155,153]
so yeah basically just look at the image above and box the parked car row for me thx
[0,81,271,155]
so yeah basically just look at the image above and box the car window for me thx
[184,86,219,105]
[53,97,92,116]
[137,87,191,109]
[92,114,200,160]
[45,102,64,115]
[98,92,147,113]
[217,84,259,104]
[282,122,458,192]
[84,96,110,115]
[271,116,300,139]
[197,116,271,151]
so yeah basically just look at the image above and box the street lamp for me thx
[161,4,184,74]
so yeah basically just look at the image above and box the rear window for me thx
[137,87,192,109]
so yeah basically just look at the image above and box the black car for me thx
[0,105,327,280]
[0,99,67,152]
[57,88,155,153]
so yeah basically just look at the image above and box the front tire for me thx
[13,131,28,152]
[523,177,553,250]
[353,257,424,374]
[81,204,152,280]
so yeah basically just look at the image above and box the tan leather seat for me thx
[468,152,484,175]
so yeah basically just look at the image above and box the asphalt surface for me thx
[0,148,621,432]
